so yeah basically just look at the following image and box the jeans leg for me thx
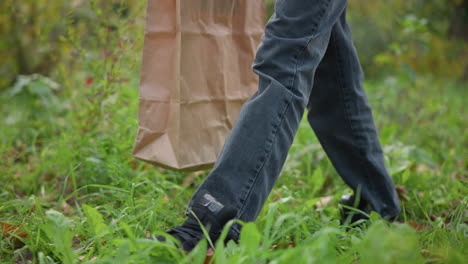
[306,10,400,219]
[186,0,349,234]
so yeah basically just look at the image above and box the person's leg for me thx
[174,0,349,242]
[306,9,400,219]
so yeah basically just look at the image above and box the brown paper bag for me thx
[133,0,265,171]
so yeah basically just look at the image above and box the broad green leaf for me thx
[82,204,109,238]
[42,210,77,264]
[239,222,261,254]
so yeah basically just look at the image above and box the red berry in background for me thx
[85,77,93,86]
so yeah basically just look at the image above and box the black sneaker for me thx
[157,190,237,251]
[339,194,372,226]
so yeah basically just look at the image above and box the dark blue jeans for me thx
[186,0,400,237]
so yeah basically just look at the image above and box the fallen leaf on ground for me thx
[421,249,443,260]
[1,223,27,239]
[204,248,214,264]
[60,201,73,214]
[395,185,409,201]
[315,195,333,208]
[1,222,28,247]
[407,220,431,232]
[270,242,296,249]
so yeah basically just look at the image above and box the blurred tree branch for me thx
[449,0,467,41]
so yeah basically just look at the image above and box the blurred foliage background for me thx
[0,0,142,90]
[346,0,467,80]
[0,0,466,92]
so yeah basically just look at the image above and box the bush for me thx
[347,0,467,80]
[0,0,144,90]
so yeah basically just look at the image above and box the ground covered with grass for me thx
[1,2,467,262]
[1,71,466,263]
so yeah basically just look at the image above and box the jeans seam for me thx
[333,29,377,198]
[236,0,332,220]
[288,0,331,90]
[236,92,293,219]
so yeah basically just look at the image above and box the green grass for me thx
[1,72,466,263]
[1,3,467,263]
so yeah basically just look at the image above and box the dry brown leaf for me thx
[1,222,27,247]
[79,255,97,262]
[1,223,27,239]
[421,249,443,260]
[395,185,409,202]
[315,195,333,209]
[131,160,138,170]
[60,201,73,215]
[407,220,431,232]
[396,185,409,194]
[204,248,214,264]
[270,242,296,249]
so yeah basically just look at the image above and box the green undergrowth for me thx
[1,74,466,263]
[0,2,467,262]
